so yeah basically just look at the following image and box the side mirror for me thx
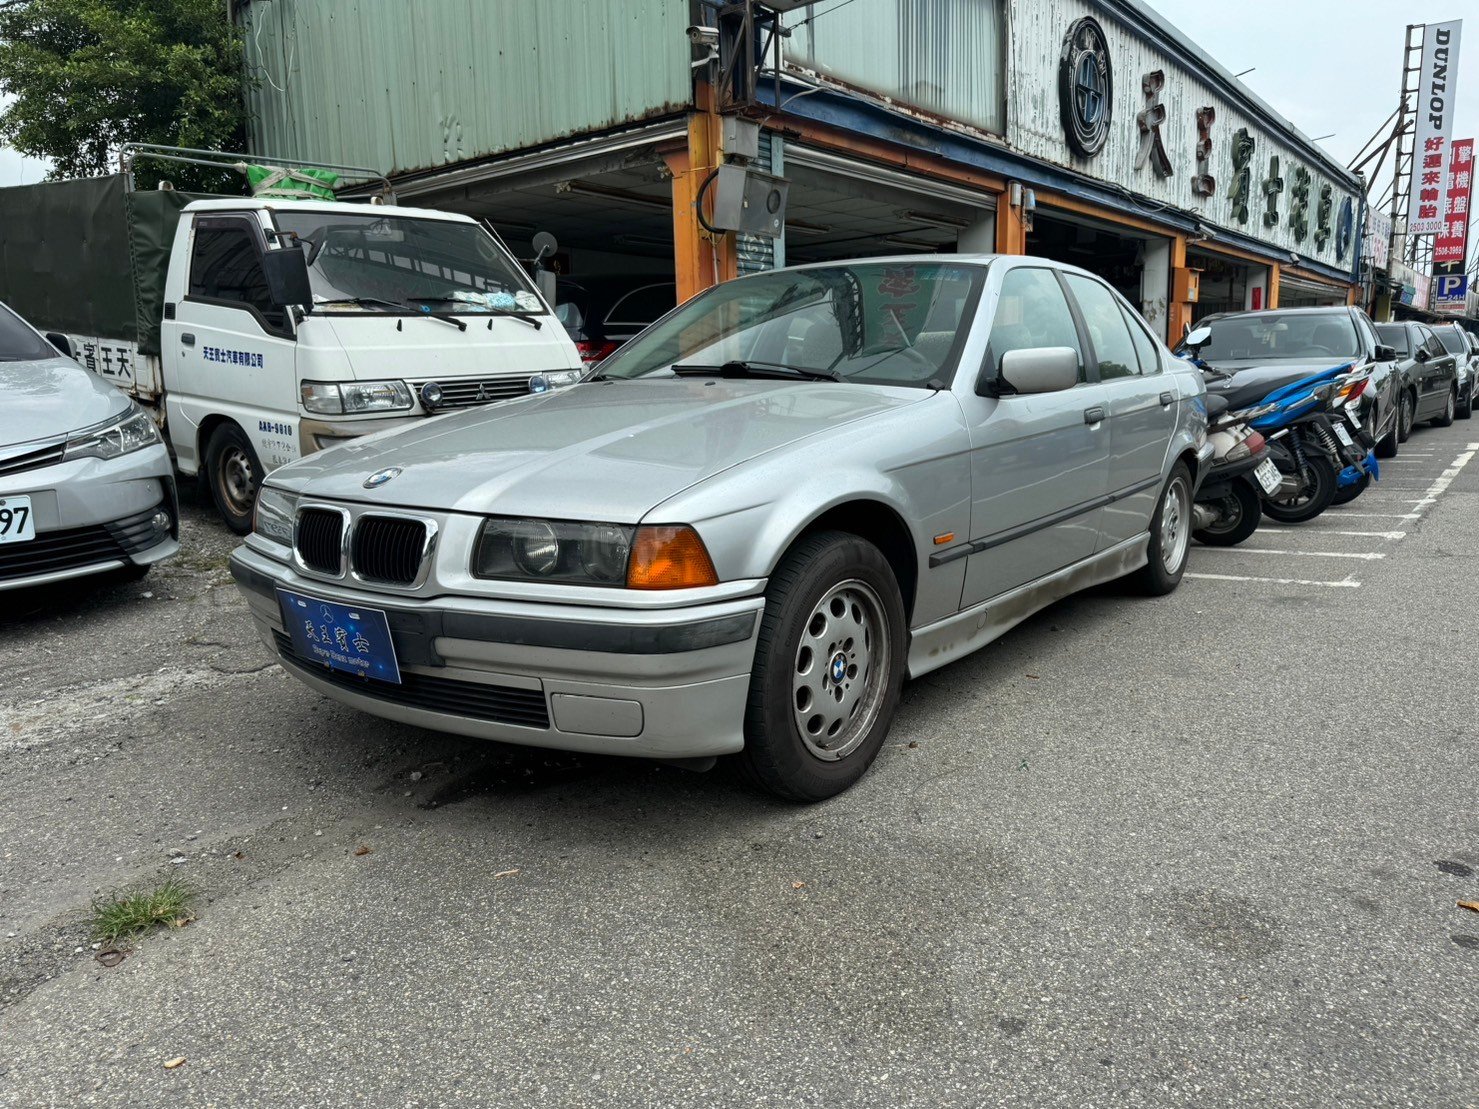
[1415,347,1430,364]
[1183,325,1212,349]
[999,346,1079,395]
[1374,344,1397,362]
[532,231,559,267]
[44,332,75,359]
[262,247,313,308]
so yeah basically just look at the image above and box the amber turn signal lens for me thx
[626,525,719,589]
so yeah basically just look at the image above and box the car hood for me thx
[275,378,928,522]
[0,356,130,448]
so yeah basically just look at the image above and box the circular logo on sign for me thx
[363,467,402,489]
[1335,197,1354,262]
[1059,17,1114,158]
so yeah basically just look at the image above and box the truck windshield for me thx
[0,302,56,362]
[273,212,544,315]
[595,261,986,389]
[1182,311,1360,363]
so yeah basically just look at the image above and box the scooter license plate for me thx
[1254,459,1282,494]
[1346,406,1362,429]
[1333,423,1355,448]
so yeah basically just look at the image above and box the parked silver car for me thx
[0,301,178,591]
[230,257,1208,799]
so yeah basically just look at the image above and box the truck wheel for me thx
[737,530,907,802]
[204,423,261,535]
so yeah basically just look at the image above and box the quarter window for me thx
[189,222,286,333]
[1064,274,1140,379]
[985,268,1083,382]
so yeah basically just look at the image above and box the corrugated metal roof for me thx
[240,0,693,177]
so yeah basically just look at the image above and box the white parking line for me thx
[1410,444,1479,510]
[1217,547,1385,560]
[1331,512,1420,519]
[1187,572,1361,588]
[1323,530,1406,539]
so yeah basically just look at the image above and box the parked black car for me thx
[1184,305,1403,457]
[1432,321,1478,420]
[1374,321,1461,436]
[554,276,676,366]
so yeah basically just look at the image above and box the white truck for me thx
[0,151,583,531]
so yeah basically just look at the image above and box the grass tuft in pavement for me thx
[89,877,196,944]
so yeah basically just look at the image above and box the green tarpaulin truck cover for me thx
[0,175,208,356]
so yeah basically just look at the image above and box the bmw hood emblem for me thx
[363,466,402,489]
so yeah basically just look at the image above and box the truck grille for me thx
[0,440,65,478]
[351,515,427,585]
[273,631,550,729]
[408,376,531,409]
[0,503,167,583]
[295,508,344,575]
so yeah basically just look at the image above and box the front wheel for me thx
[1376,401,1400,459]
[1331,472,1370,506]
[738,530,907,802]
[1193,479,1262,547]
[1261,450,1337,523]
[204,423,262,535]
[1459,384,1473,420]
[1132,462,1193,595]
[1398,390,1416,441]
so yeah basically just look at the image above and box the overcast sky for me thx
[2,4,1474,196]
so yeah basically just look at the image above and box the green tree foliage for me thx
[0,0,246,185]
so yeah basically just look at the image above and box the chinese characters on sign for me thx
[1434,138,1473,268]
[1408,21,1463,235]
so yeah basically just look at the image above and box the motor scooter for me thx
[1191,396,1279,546]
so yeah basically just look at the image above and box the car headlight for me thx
[62,406,161,461]
[253,485,298,547]
[472,519,719,588]
[528,369,584,394]
[300,380,413,414]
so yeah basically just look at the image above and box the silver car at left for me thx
[0,300,178,590]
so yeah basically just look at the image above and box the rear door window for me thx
[1063,274,1140,379]
[1375,324,1409,356]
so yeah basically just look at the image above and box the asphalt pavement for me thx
[2,422,1477,1108]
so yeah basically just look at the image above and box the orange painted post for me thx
[664,112,736,305]
[1268,263,1281,308]
[995,192,1027,256]
[1166,234,1193,343]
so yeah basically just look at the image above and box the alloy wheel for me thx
[792,579,890,761]
[1160,473,1191,573]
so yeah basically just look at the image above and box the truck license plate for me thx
[0,495,35,544]
[1254,459,1282,494]
[277,590,401,684]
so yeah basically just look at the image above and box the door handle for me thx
[181,332,196,347]
[1159,391,1175,406]
[1083,406,1106,424]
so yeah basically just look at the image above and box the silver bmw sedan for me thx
[231,256,1208,800]
[0,301,178,590]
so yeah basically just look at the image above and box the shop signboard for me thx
[1365,207,1392,270]
[1434,138,1473,268]
[1434,273,1468,314]
[1409,21,1464,236]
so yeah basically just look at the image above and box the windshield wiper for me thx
[313,296,404,311]
[403,296,543,330]
[672,359,843,383]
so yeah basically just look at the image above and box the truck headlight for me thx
[528,369,584,393]
[253,485,298,547]
[62,406,161,461]
[299,380,413,414]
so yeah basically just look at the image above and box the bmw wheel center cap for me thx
[830,652,847,684]
[363,466,402,489]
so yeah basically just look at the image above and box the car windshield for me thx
[273,212,545,314]
[0,302,56,362]
[1434,328,1468,355]
[595,262,986,388]
[1186,311,1361,362]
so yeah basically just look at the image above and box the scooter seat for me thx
[1205,394,1230,419]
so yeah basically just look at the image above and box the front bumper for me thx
[0,444,178,591]
[229,545,764,759]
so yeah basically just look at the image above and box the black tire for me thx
[204,423,261,535]
[737,530,907,802]
[1459,384,1473,420]
[1376,401,1400,459]
[1132,462,1193,595]
[1192,479,1262,547]
[1261,450,1337,523]
[1398,389,1416,442]
[1331,472,1369,506]
[112,562,152,583]
[1432,386,1456,428]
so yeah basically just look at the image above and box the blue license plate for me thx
[277,590,401,684]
